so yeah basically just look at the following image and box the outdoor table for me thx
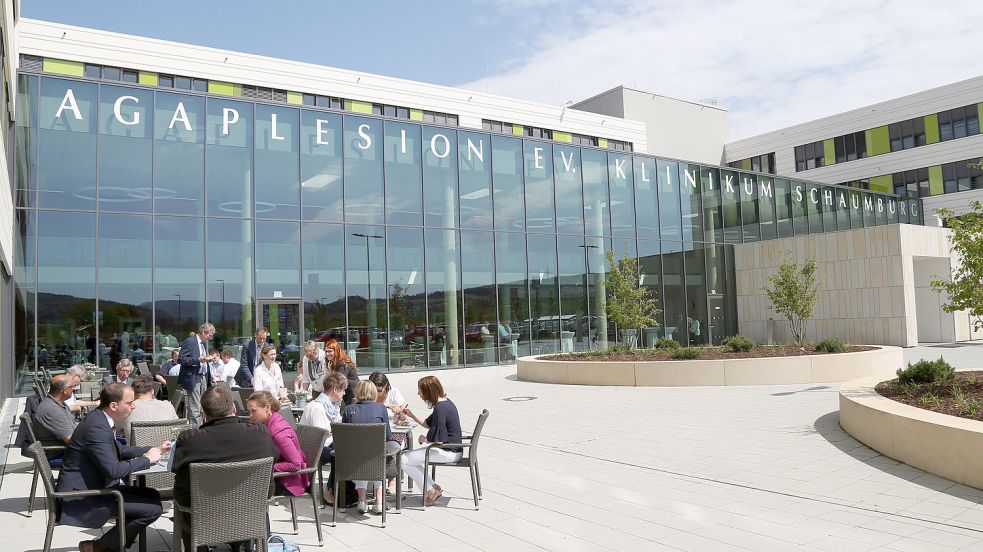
[391,423,416,491]
[132,461,170,552]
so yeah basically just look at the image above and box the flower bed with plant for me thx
[541,336,873,362]
[876,357,983,421]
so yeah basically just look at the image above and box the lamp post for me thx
[215,279,226,328]
[174,294,182,326]
[351,232,383,352]
[578,243,605,349]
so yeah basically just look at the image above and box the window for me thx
[839,179,871,190]
[939,105,980,142]
[192,79,208,92]
[793,141,824,171]
[174,76,192,89]
[728,153,776,174]
[942,159,983,193]
[84,64,101,79]
[121,70,138,83]
[158,74,174,88]
[892,168,929,198]
[102,66,121,80]
[888,117,925,151]
[302,93,315,106]
[833,132,867,162]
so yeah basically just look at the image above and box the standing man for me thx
[57,383,169,552]
[171,386,278,552]
[178,322,218,428]
[236,327,268,388]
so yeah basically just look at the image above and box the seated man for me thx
[160,349,181,376]
[102,359,134,387]
[122,376,179,438]
[218,349,241,386]
[33,375,78,462]
[65,365,99,414]
[57,383,170,552]
[171,386,279,551]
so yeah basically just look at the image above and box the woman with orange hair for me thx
[323,339,359,406]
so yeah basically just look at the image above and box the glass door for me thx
[256,300,304,372]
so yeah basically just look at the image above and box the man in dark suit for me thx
[178,322,217,428]
[57,383,170,552]
[101,359,134,387]
[236,326,268,388]
[171,386,278,551]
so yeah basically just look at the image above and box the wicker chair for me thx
[136,361,150,376]
[20,412,67,516]
[270,424,328,545]
[424,409,489,510]
[162,374,180,399]
[173,456,274,552]
[25,441,126,552]
[238,387,255,409]
[329,423,400,527]
[129,419,189,499]
[170,388,188,418]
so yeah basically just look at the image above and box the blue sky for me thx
[24,0,983,140]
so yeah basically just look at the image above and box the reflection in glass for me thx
[423,126,458,228]
[720,169,741,243]
[775,179,793,237]
[302,222,346,344]
[384,121,423,226]
[609,153,636,237]
[256,220,300,298]
[14,210,36,392]
[98,214,152,367]
[791,181,809,235]
[461,231,498,364]
[739,173,759,242]
[684,242,708,346]
[347,226,388,370]
[554,145,584,235]
[496,232,529,360]
[387,227,426,370]
[301,110,344,221]
[155,215,204,347]
[207,218,255,353]
[38,78,97,209]
[155,92,204,215]
[492,135,524,231]
[527,233,559,354]
[583,149,610,236]
[425,227,462,367]
[524,140,555,233]
[661,241,687,345]
[658,160,682,241]
[557,235,588,352]
[679,163,703,242]
[99,85,153,213]
[344,117,384,224]
[255,104,300,219]
[637,239,664,346]
[207,98,253,217]
[633,157,659,239]
[458,131,493,229]
[759,176,777,240]
[705,244,738,344]
[16,75,38,208]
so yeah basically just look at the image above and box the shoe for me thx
[425,487,443,507]
[357,500,368,514]
[372,502,390,515]
[79,541,109,552]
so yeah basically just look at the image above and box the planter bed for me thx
[541,344,875,362]
[876,371,983,422]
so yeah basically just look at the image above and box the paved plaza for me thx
[2,343,982,551]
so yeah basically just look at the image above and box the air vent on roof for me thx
[20,54,42,72]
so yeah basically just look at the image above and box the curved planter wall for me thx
[517,346,902,387]
[840,376,983,491]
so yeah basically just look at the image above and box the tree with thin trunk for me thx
[764,255,820,345]
[931,201,983,332]
[605,247,660,349]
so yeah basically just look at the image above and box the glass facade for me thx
[11,74,923,394]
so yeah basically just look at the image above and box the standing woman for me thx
[400,376,463,506]
[246,391,309,496]
[323,339,359,405]
[252,344,289,402]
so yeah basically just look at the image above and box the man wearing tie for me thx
[178,322,217,428]
[236,326,268,388]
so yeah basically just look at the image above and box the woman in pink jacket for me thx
[247,391,310,496]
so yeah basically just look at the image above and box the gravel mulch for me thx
[541,344,876,362]
[876,371,983,422]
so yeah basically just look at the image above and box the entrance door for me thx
[256,300,304,372]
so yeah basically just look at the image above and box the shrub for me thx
[722,335,756,352]
[896,357,955,384]
[671,347,702,360]
[605,343,634,355]
[815,338,845,353]
[654,338,681,350]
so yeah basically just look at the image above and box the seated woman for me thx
[251,344,289,402]
[298,372,351,507]
[368,372,408,493]
[401,376,463,506]
[246,391,309,496]
[343,381,399,514]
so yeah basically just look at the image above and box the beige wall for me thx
[734,224,970,347]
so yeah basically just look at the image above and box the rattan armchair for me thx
[270,424,328,545]
[20,412,67,516]
[173,456,274,552]
[424,409,489,510]
[129,419,188,499]
[329,423,401,527]
[25,442,126,552]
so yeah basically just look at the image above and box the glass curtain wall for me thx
[10,73,921,393]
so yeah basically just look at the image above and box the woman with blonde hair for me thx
[401,376,463,506]
[323,339,358,405]
[252,344,288,401]
[342,380,399,514]
[247,391,309,496]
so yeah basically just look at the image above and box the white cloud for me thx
[458,0,983,140]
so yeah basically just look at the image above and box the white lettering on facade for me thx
[794,185,803,202]
[823,189,833,206]
[356,124,372,149]
[55,89,83,120]
[113,96,140,126]
[168,102,192,131]
[400,129,407,154]
[467,138,483,163]
[759,180,773,198]
[704,170,713,190]
[877,197,884,212]
[809,187,819,204]
[431,133,451,158]
[534,147,544,169]
[271,113,285,141]
[888,200,896,214]
[684,169,697,189]
[639,161,650,182]
[912,203,919,216]
[899,201,907,215]
[726,174,736,193]
[838,191,847,208]
[614,158,627,179]
[864,196,874,211]
[742,177,753,196]
[315,119,330,145]
[559,150,575,172]
[222,108,239,136]
[852,194,860,210]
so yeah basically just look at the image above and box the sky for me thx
[23,0,983,140]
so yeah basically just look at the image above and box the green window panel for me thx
[286,91,303,105]
[553,131,572,143]
[43,58,84,77]
[208,81,241,97]
[512,124,524,136]
[929,165,944,195]
[409,109,423,121]
[598,138,608,148]
[979,103,983,127]
[925,113,940,144]
[868,175,893,193]
[345,99,373,114]
[823,139,836,165]
[138,71,158,86]
[867,126,890,156]
[741,159,751,170]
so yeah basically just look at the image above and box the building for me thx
[4,10,979,401]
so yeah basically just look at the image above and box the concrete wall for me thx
[0,1,17,276]
[734,224,972,347]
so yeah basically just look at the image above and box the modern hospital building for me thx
[0,7,979,399]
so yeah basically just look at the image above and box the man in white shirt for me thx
[218,350,240,386]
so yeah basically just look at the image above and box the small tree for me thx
[605,247,660,349]
[931,201,983,332]
[763,255,820,345]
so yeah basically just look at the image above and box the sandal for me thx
[425,487,443,507]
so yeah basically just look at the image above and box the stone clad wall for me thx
[734,224,956,347]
